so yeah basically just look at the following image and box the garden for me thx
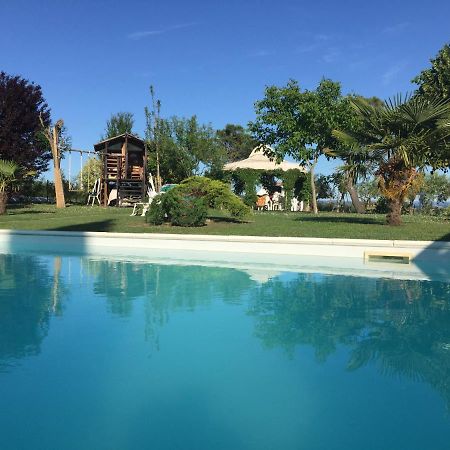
[0,44,449,237]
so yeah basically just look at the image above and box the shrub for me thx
[168,191,207,227]
[145,191,207,227]
[146,195,166,225]
[176,176,250,219]
[145,176,249,227]
[375,197,389,214]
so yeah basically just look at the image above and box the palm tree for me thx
[333,95,450,225]
[326,146,373,214]
[0,159,19,215]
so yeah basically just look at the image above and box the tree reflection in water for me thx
[2,252,449,411]
[0,254,65,370]
[248,273,450,409]
[83,259,254,349]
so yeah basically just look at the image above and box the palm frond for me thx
[0,159,19,178]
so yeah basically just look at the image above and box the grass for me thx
[0,204,449,241]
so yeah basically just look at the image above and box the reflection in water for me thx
[248,274,450,409]
[1,253,450,411]
[83,259,254,348]
[0,254,64,370]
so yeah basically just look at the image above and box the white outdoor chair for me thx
[130,188,158,217]
[87,178,101,206]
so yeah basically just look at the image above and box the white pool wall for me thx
[0,230,448,281]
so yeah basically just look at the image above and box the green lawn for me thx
[0,204,449,241]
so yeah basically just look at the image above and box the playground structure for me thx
[93,133,148,206]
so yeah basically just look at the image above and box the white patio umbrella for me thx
[223,146,306,172]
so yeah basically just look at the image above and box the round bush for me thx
[168,191,207,227]
[145,195,165,225]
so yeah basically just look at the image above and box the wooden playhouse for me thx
[94,133,148,206]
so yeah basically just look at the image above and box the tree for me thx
[0,159,18,214]
[334,95,450,225]
[102,112,135,139]
[357,178,380,207]
[413,43,450,100]
[419,173,450,209]
[216,124,257,162]
[249,79,356,214]
[326,96,383,214]
[315,174,333,199]
[146,115,225,185]
[78,157,102,192]
[326,145,373,214]
[0,72,51,174]
[40,118,70,208]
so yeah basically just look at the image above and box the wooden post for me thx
[124,134,129,179]
[142,142,148,198]
[103,142,108,207]
[116,155,121,207]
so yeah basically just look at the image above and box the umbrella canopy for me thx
[223,146,306,172]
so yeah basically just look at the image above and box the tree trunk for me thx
[0,191,7,215]
[386,198,403,226]
[52,125,66,208]
[54,165,66,208]
[309,163,318,214]
[346,177,366,214]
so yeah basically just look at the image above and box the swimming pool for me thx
[1,249,449,450]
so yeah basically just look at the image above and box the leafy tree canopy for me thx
[249,79,356,164]
[146,115,226,184]
[102,112,135,139]
[413,43,450,100]
[216,124,257,162]
[333,95,450,224]
[0,72,51,174]
[249,78,357,213]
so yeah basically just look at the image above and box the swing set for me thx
[67,149,101,193]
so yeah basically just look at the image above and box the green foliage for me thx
[77,157,102,192]
[297,172,312,203]
[279,169,305,209]
[357,178,380,204]
[146,196,166,225]
[146,190,207,227]
[146,176,249,226]
[249,79,356,164]
[176,176,250,219]
[333,94,450,224]
[168,192,208,227]
[216,124,257,162]
[0,159,19,193]
[419,173,450,209]
[146,115,225,184]
[413,43,450,100]
[102,112,134,139]
[249,79,358,213]
[374,197,389,214]
[315,174,333,199]
[233,169,260,206]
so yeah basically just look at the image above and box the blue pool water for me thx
[1,251,450,450]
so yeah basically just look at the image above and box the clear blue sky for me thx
[2,0,449,176]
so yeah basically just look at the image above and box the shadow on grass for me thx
[294,215,381,225]
[7,205,56,215]
[208,215,248,224]
[47,219,115,232]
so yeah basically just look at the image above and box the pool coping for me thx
[1,229,448,281]
[0,229,448,257]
